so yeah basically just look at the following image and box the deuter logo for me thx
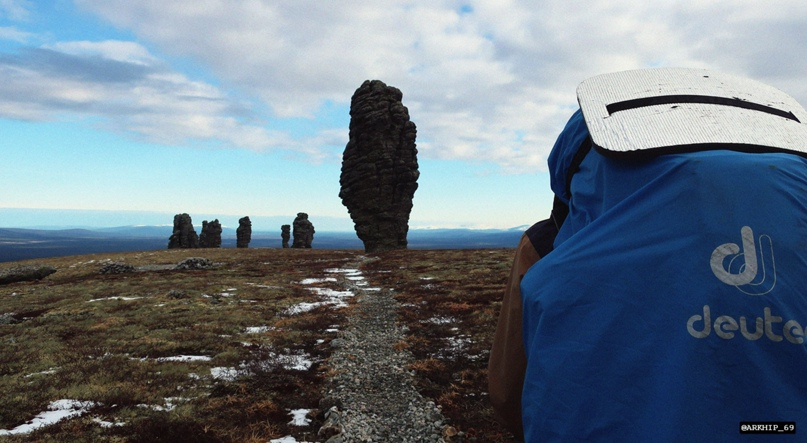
[710,226,775,295]
[687,226,803,344]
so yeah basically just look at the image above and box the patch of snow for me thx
[136,398,190,413]
[299,277,337,285]
[211,349,316,380]
[284,301,322,315]
[244,326,274,334]
[272,352,314,371]
[92,417,125,428]
[270,437,308,443]
[210,367,243,381]
[155,355,211,362]
[324,268,361,275]
[0,399,96,436]
[288,408,312,426]
[24,367,59,378]
[424,316,458,325]
[283,287,354,315]
[87,296,143,302]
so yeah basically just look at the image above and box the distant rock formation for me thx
[168,213,199,249]
[199,219,222,248]
[292,213,315,248]
[281,224,291,248]
[339,79,419,253]
[0,265,56,285]
[236,216,252,248]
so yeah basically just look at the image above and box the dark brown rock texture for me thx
[199,219,222,248]
[281,224,291,248]
[168,213,199,249]
[292,213,315,248]
[0,265,56,285]
[339,79,419,253]
[236,216,252,248]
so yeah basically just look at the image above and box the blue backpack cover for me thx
[520,69,807,441]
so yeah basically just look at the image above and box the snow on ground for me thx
[288,409,312,426]
[244,326,275,334]
[87,296,143,302]
[424,315,458,325]
[299,277,337,285]
[133,355,212,363]
[270,436,312,443]
[0,400,96,436]
[137,397,191,412]
[283,287,354,315]
[3,264,377,437]
[92,417,126,428]
[211,350,316,381]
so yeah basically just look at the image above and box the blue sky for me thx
[2,1,807,231]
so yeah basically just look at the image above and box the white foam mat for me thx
[577,68,807,155]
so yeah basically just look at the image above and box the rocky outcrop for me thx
[236,216,252,248]
[199,219,222,248]
[281,224,291,248]
[339,79,419,253]
[175,257,213,270]
[0,265,56,285]
[292,213,315,248]
[168,213,199,249]
[99,262,135,274]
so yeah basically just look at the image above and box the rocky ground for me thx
[319,257,447,442]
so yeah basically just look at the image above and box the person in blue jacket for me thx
[491,68,807,442]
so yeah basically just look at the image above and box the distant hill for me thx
[0,226,524,262]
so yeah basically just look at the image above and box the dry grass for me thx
[0,247,518,442]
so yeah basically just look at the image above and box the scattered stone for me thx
[199,219,222,248]
[318,406,343,439]
[292,213,315,248]
[339,79,419,253]
[175,257,213,270]
[236,216,252,248]
[0,265,57,285]
[98,262,135,274]
[319,397,344,414]
[324,257,446,442]
[167,289,188,299]
[0,312,18,325]
[167,213,200,249]
[281,224,291,248]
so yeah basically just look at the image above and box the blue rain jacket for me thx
[520,110,807,441]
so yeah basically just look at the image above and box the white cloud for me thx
[0,0,31,21]
[18,0,807,172]
[45,40,159,65]
[0,26,32,42]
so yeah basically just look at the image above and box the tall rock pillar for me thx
[339,80,419,253]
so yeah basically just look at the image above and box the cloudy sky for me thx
[1,0,806,231]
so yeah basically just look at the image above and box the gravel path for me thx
[321,258,447,443]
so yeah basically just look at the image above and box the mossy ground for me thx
[0,247,518,442]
